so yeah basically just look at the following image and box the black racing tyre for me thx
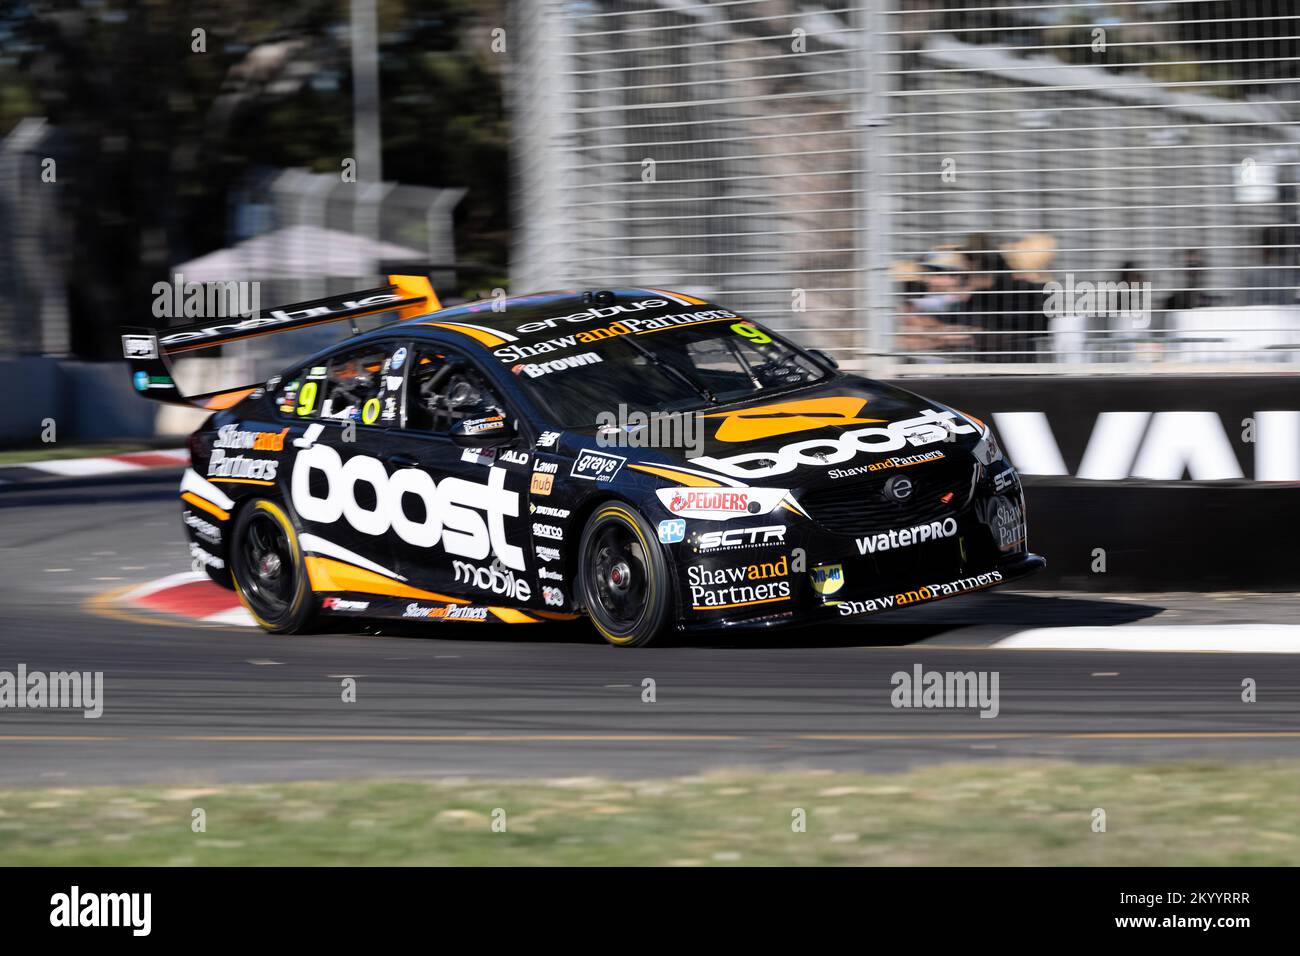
[578,503,673,647]
[229,498,316,634]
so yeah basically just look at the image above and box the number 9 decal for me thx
[731,322,772,345]
[296,381,318,417]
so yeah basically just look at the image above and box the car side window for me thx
[405,347,504,434]
[315,343,407,426]
[277,343,406,426]
[276,362,331,420]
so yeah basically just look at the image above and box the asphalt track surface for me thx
[1,471,1298,785]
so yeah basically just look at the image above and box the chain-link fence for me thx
[508,0,1300,374]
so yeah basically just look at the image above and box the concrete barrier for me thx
[0,359,157,446]
[1020,478,1300,591]
[887,375,1300,591]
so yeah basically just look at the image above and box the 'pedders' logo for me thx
[291,445,525,570]
[654,486,787,520]
[667,489,754,515]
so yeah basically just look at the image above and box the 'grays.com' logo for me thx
[571,449,626,482]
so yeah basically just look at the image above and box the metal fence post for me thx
[856,0,893,378]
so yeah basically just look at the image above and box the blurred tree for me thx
[0,0,506,358]
[380,0,509,281]
[1179,0,1300,85]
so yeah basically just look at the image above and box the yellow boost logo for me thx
[706,397,882,443]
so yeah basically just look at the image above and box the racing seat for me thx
[408,357,500,433]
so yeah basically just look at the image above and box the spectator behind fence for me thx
[960,234,1048,363]
[892,250,978,362]
[1161,249,1215,314]
[1243,228,1300,306]
[1115,260,1159,362]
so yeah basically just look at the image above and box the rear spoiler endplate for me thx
[121,275,439,408]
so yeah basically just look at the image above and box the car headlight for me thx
[953,409,1002,466]
[972,428,1004,467]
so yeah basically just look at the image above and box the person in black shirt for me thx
[1161,249,1214,314]
[959,234,1047,363]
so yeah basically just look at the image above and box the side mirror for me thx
[811,348,840,370]
[449,409,518,448]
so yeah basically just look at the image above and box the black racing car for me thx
[124,277,1044,646]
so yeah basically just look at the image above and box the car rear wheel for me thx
[579,503,673,647]
[229,498,316,634]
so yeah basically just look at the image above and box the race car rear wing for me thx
[121,275,440,408]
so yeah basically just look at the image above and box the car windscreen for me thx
[506,318,830,428]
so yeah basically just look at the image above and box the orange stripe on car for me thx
[421,322,511,347]
[691,595,791,612]
[201,388,257,410]
[489,607,539,624]
[305,556,467,603]
[180,492,230,521]
[627,464,724,487]
[647,288,708,305]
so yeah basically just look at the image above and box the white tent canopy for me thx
[172,224,427,281]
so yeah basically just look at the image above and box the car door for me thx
[379,342,537,606]
[278,338,412,584]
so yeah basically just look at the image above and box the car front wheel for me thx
[578,503,673,647]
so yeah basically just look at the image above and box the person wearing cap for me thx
[892,248,979,361]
